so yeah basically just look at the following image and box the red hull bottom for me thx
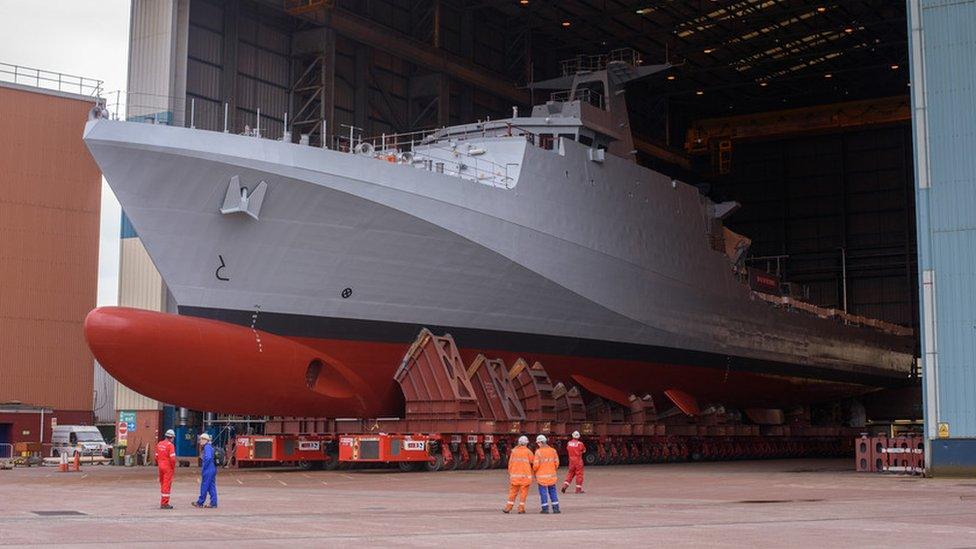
[85,307,872,417]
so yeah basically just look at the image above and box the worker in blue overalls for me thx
[191,433,218,508]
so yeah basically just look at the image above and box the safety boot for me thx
[517,506,525,514]
[503,503,513,514]
[552,505,561,514]
[540,507,550,514]
[160,504,173,509]
[561,483,569,494]
[576,486,584,494]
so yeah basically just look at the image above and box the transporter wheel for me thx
[442,449,459,471]
[322,448,340,471]
[583,451,598,467]
[466,447,480,470]
[425,453,444,472]
[398,461,420,472]
[451,448,470,470]
[480,454,493,470]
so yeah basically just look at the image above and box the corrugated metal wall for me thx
[92,362,116,423]
[910,0,976,462]
[714,125,918,328]
[113,0,190,413]
[186,0,292,136]
[183,0,514,137]
[127,0,189,124]
[0,84,100,411]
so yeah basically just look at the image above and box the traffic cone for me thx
[58,452,68,472]
[72,449,81,472]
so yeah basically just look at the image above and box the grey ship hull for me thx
[83,119,913,408]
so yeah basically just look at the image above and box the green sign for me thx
[118,411,136,432]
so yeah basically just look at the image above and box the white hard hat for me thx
[536,434,547,444]
[517,435,529,446]
[198,433,212,442]
[572,431,580,439]
[164,429,176,438]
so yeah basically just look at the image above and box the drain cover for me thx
[737,500,789,504]
[736,499,823,504]
[31,511,87,516]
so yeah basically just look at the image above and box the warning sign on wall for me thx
[938,422,950,439]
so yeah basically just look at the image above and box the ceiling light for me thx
[696,90,704,95]
[636,8,651,14]
[666,75,676,81]
[890,64,899,70]
[519,0,528,4]
[844,27,854,33]
[824,73,833,78]
[704,48,714,54]
[817,6,826,12]
[759,81,768,87]
[561,20,571,27]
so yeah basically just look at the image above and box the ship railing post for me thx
[256,108,261,138]
[223,102,229,133]
[323,118,329,149]
[283,111,289,141]
[190,98,195,129]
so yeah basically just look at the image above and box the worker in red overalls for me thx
[155,429,177,509]
[561,430,586,494]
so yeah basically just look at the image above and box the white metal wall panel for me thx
[115,384,161,412]
[127,0,188,125]
[92,361,116,423]
[115,235,164,411]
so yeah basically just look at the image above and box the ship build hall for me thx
[2,0,976,546]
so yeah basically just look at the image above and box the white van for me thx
[51,425,110,457]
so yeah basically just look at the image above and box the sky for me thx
[0,0,131,306]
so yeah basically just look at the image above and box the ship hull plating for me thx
[83,119,913,416]
[86,306,884,417]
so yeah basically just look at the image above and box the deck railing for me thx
[550,87,604,109]
[0,62,103,96]
[559,48,641,76]
[94,91,527,189]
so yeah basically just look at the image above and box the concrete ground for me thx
[1,459,975,548]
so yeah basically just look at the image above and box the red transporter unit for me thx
[234,434,336,468]
[333,329,857,470]
[338,435,429,464]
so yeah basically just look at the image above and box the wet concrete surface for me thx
[1,459,974,547]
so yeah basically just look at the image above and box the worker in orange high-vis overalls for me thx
[533,435,560,513]
[155,429,177,509]
[503,436,534,514]
[562,430,586,494]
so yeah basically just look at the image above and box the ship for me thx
[83,50,914,419]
